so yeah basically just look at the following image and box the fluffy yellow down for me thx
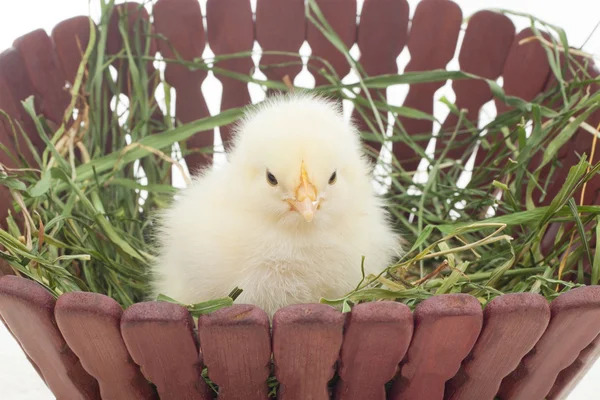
[150,93,404,317]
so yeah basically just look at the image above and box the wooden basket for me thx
[0,0,599,399]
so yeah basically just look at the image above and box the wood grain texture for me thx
[445,293,550,400]
[499,285,600,400]
[352,0,409,159]
[0,276,100,399]
[273,304,345,400]
[389,294,483,400]
[306,0,357,87]
[198,304,271,400]
[55,292,157,400]
[121,301,211,400]
[154,0,212,173]
[13,29,71,127]
[206,0,254,147]
[334,301,413,400]
[439,10,515,163]
[256,0,306,83]
[548,333,600,400]
[393,0,462,172]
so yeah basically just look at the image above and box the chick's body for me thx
[150,94,403,317]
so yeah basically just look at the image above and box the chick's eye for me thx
[266,171,278,186]
[328,171,337,185]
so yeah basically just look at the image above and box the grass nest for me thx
[0,0,599,318]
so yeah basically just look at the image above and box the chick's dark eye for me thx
[328,171,337,185]
[266,171,278,186]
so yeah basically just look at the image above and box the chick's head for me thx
[227,94,373,227]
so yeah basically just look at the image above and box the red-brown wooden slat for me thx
[0,276,100,399]
[106,3,163,121]
[121,301,211,400]
[0,48,44,159]
[475,28,551,166]
[334,301,413,400]
[439,10,515,163]
[256,0,305,85]
[0,314,45,382]
[154,0,212,173]
[548,333,600,400]
[351,0,409,159]
[389,294,483,400]
[306,0,357,87]
[499,285,600,400]
[273,304,345,400]
[55,292,157,400]
[13,29,71,128]
[198,304,271,399]
[206,0,254,148]
[51,16,93,86]
[393,0,462,172]
[445,293,550,400]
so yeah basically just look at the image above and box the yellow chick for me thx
[150,94,403,317]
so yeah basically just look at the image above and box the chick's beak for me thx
[288,162,319,222]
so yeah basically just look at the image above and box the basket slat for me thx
[198,304,271,399]
[445,293,550,400]
[0,314,45,383]
[334,301,413,400]
[13,29,71,128]
[51,16,93,86]
[106,3,163,122]
[121,301,211,400]
[0,276,100,399]
[352,0,409,159]
[389,293,483,400]
[55,292,157,400]
[154,0,212,173]
[273,304,345,400]
[306,0,357,88]
[392,0,462,172]
[439,10,515,163]
[0,48,44,158]
[206,0,254,148]
[548,333,600,400]
[499,286,600,400]
[255,0,306,84]
[475,27,551,166]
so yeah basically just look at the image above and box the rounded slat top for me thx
[496,27,551,113]
[499,286,600,400]
[13,29,70,126]
[198,304,271,399]
[390,293,483,400]
[273,304,345,400]
[55,292,157,400]
[206,0,254,73]
[358,0,409,77]
[51,16,94,85]
[256,0,306,82]
[445,293,550,400]
[121,301,211,400]
[0,276,100,400]
[405,0,462,71]
[335,301,413,400]
[154,0,206,87]
[306,0,357,86]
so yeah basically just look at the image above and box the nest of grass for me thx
[0,0,599,317]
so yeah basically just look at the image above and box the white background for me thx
[0,0,599,399]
